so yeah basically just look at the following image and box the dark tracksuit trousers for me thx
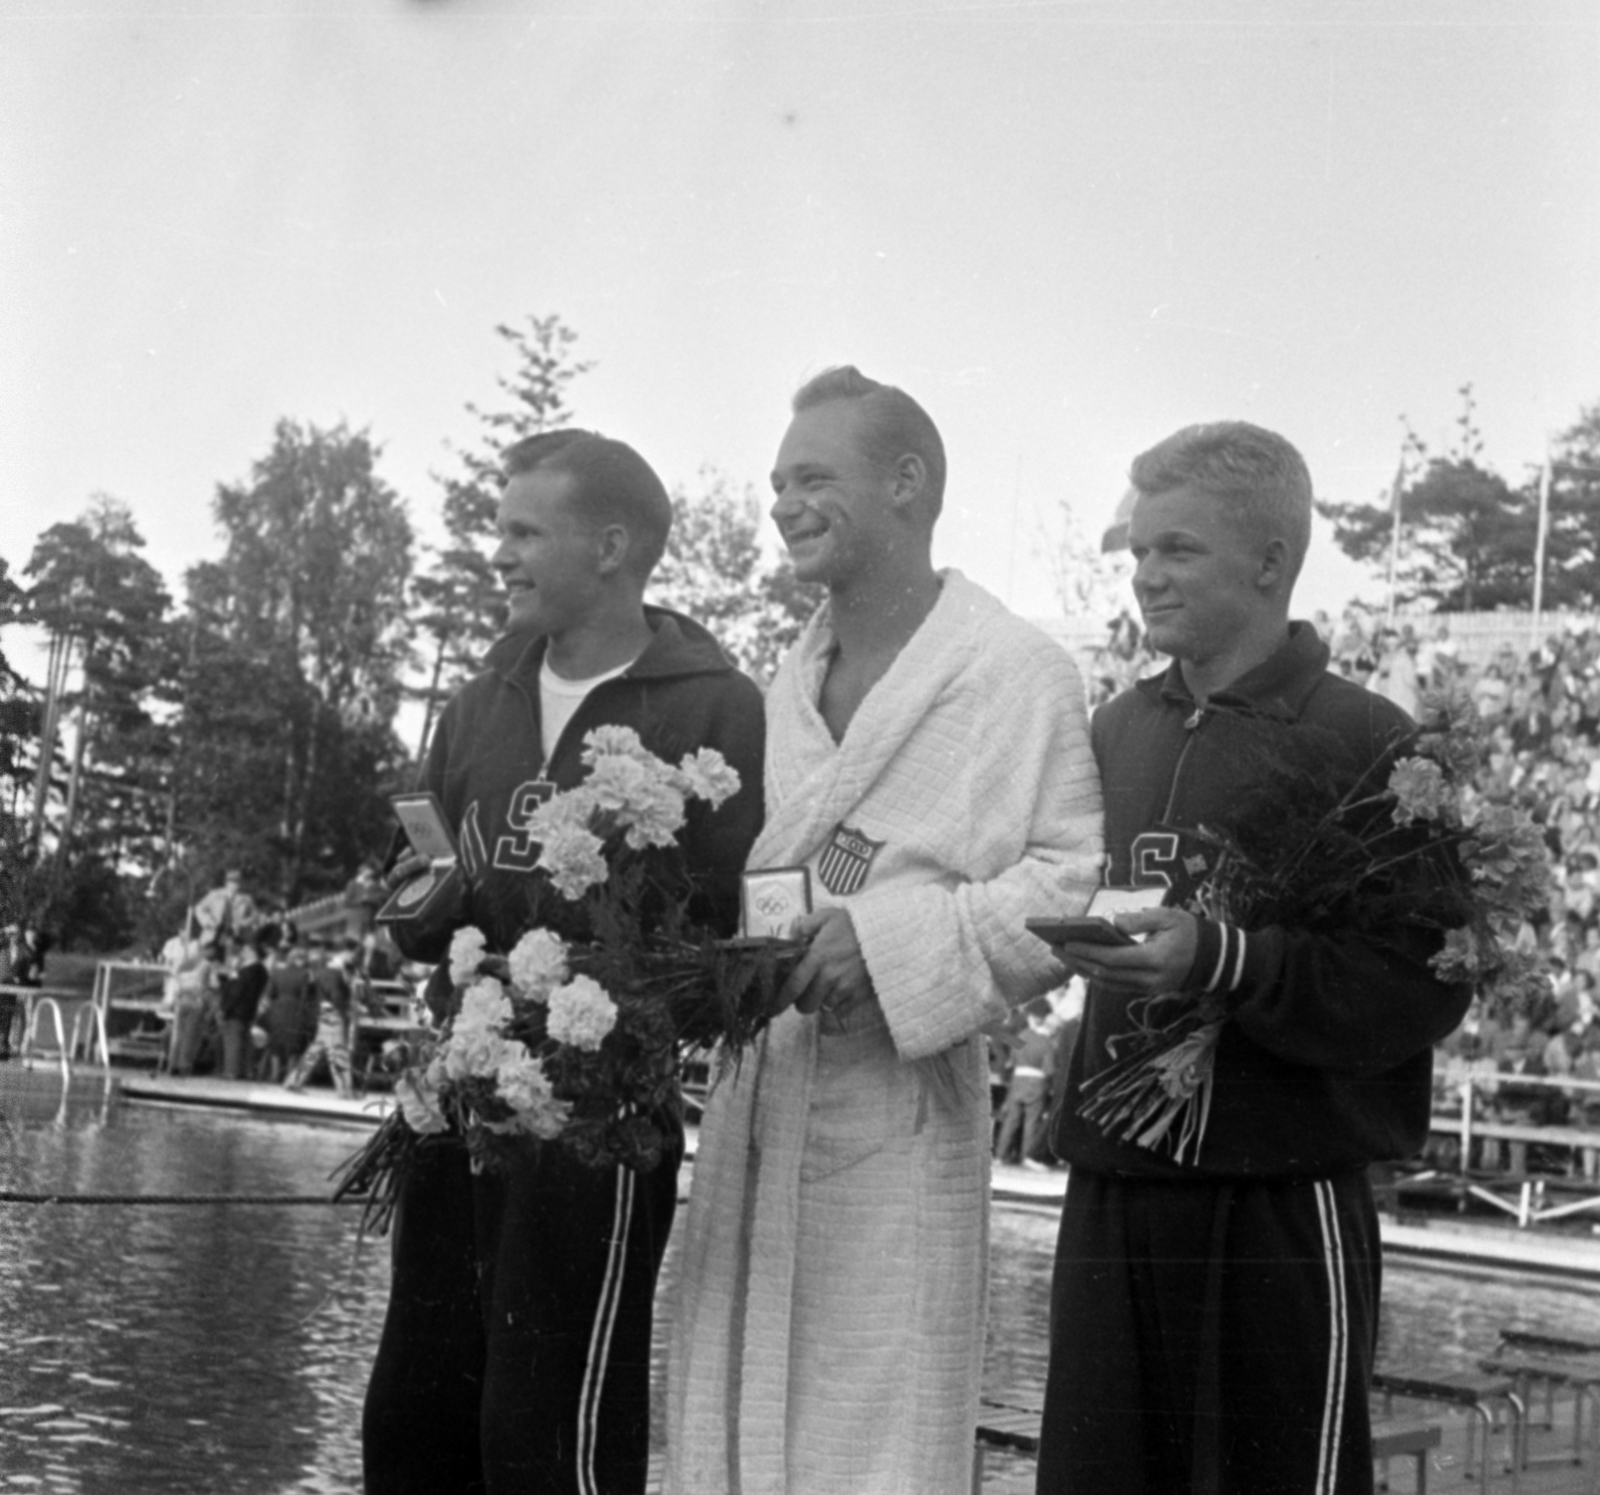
[363,1130,681,1495]
[1036,1167,1379,1495]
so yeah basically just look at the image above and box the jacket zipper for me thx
[1160,705,1208,823]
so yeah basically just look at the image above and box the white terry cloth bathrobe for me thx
[666,571,1103,1495]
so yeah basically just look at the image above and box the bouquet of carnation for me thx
[334,726,800,1233]
[1079,685,1555,1165]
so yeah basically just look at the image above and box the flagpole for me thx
[1384,452,1406,628]
[1531,450,1552,651]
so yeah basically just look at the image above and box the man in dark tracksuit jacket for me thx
[1038,424,1470,1495]
[362,431,766,1495]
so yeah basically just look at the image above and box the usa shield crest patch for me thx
[816,822,884,897]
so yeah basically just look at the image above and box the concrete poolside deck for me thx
[113,1069,392,1127]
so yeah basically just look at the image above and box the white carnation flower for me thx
[456,976,512,1033]
[546,975,619,1052]
[620,779,687,850]
[580,724,653,766]
[586,753,654,813]
[674,748,741,809]
[537,821,610,900]
[529,785,599,837]
[1388,756,1454,826]
[395,1072,448,1135]
[442,1023,507,1081]
[442,977,513,1079]
[489,1045,570,1139]
[447,926,489,986]
[506,929,568,1003]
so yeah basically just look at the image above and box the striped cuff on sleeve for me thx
[1186,917,1249,995]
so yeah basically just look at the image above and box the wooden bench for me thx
[1372,1417,1443,1493]
[977,1395,1042,1450]
[1371,1367,1525,1493]
[1502,1330,1600,1357]
[973,1392,1042,1491]
[1484,1329,1600,1474]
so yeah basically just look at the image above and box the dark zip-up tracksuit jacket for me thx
[403,605,766,964]
[363,606,765,1495]
[1052,622,1472,1180]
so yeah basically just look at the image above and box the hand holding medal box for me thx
[1027,885,1167,948]
[375,792,467,947]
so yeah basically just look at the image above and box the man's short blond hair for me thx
[1130,422,1313,585]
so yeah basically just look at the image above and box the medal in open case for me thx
[375,792,465,940]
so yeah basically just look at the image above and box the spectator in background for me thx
[1575,970,1598,1031]
[192,869,258,945]
[343,860,386,937]
[1106,609,1142,662]
[1575,924,1600,986]
[1560,866,1597,927]
[285,945,355,1096]
[994,999,1057,1170]
[1472,662,1510,721]
[1048,975,1086,1133]
[167,938,223,1076]
[1414,621,1458,692]
[220,925,277,1080]
[357,928,401,984]
[1372,624,1421,718]
[1573,1030,1600,1183]
[1542,1024,1580,1082]
[258,942,315,1082]
[18,924,47,984]
[0,922,40,1060]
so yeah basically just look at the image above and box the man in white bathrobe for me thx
[667,365,1104,1495]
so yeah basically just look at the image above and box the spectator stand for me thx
[1413,1068,1600,1229]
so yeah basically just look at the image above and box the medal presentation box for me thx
[375,792,465,941]
[740,867,812,939]
[1027,884,1167,945]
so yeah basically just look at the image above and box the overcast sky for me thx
[4,0,1596,645]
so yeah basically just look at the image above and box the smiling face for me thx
[492,467,603,637]
[1128,483,1277,673]
[769,399,897,590]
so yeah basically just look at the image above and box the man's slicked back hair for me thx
[791,365,947,519]
[502,429,674,579]
[1130,421,1313,586]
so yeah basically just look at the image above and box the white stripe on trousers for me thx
[1312,1179,1350,1495]
[577,1166,635,1495]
